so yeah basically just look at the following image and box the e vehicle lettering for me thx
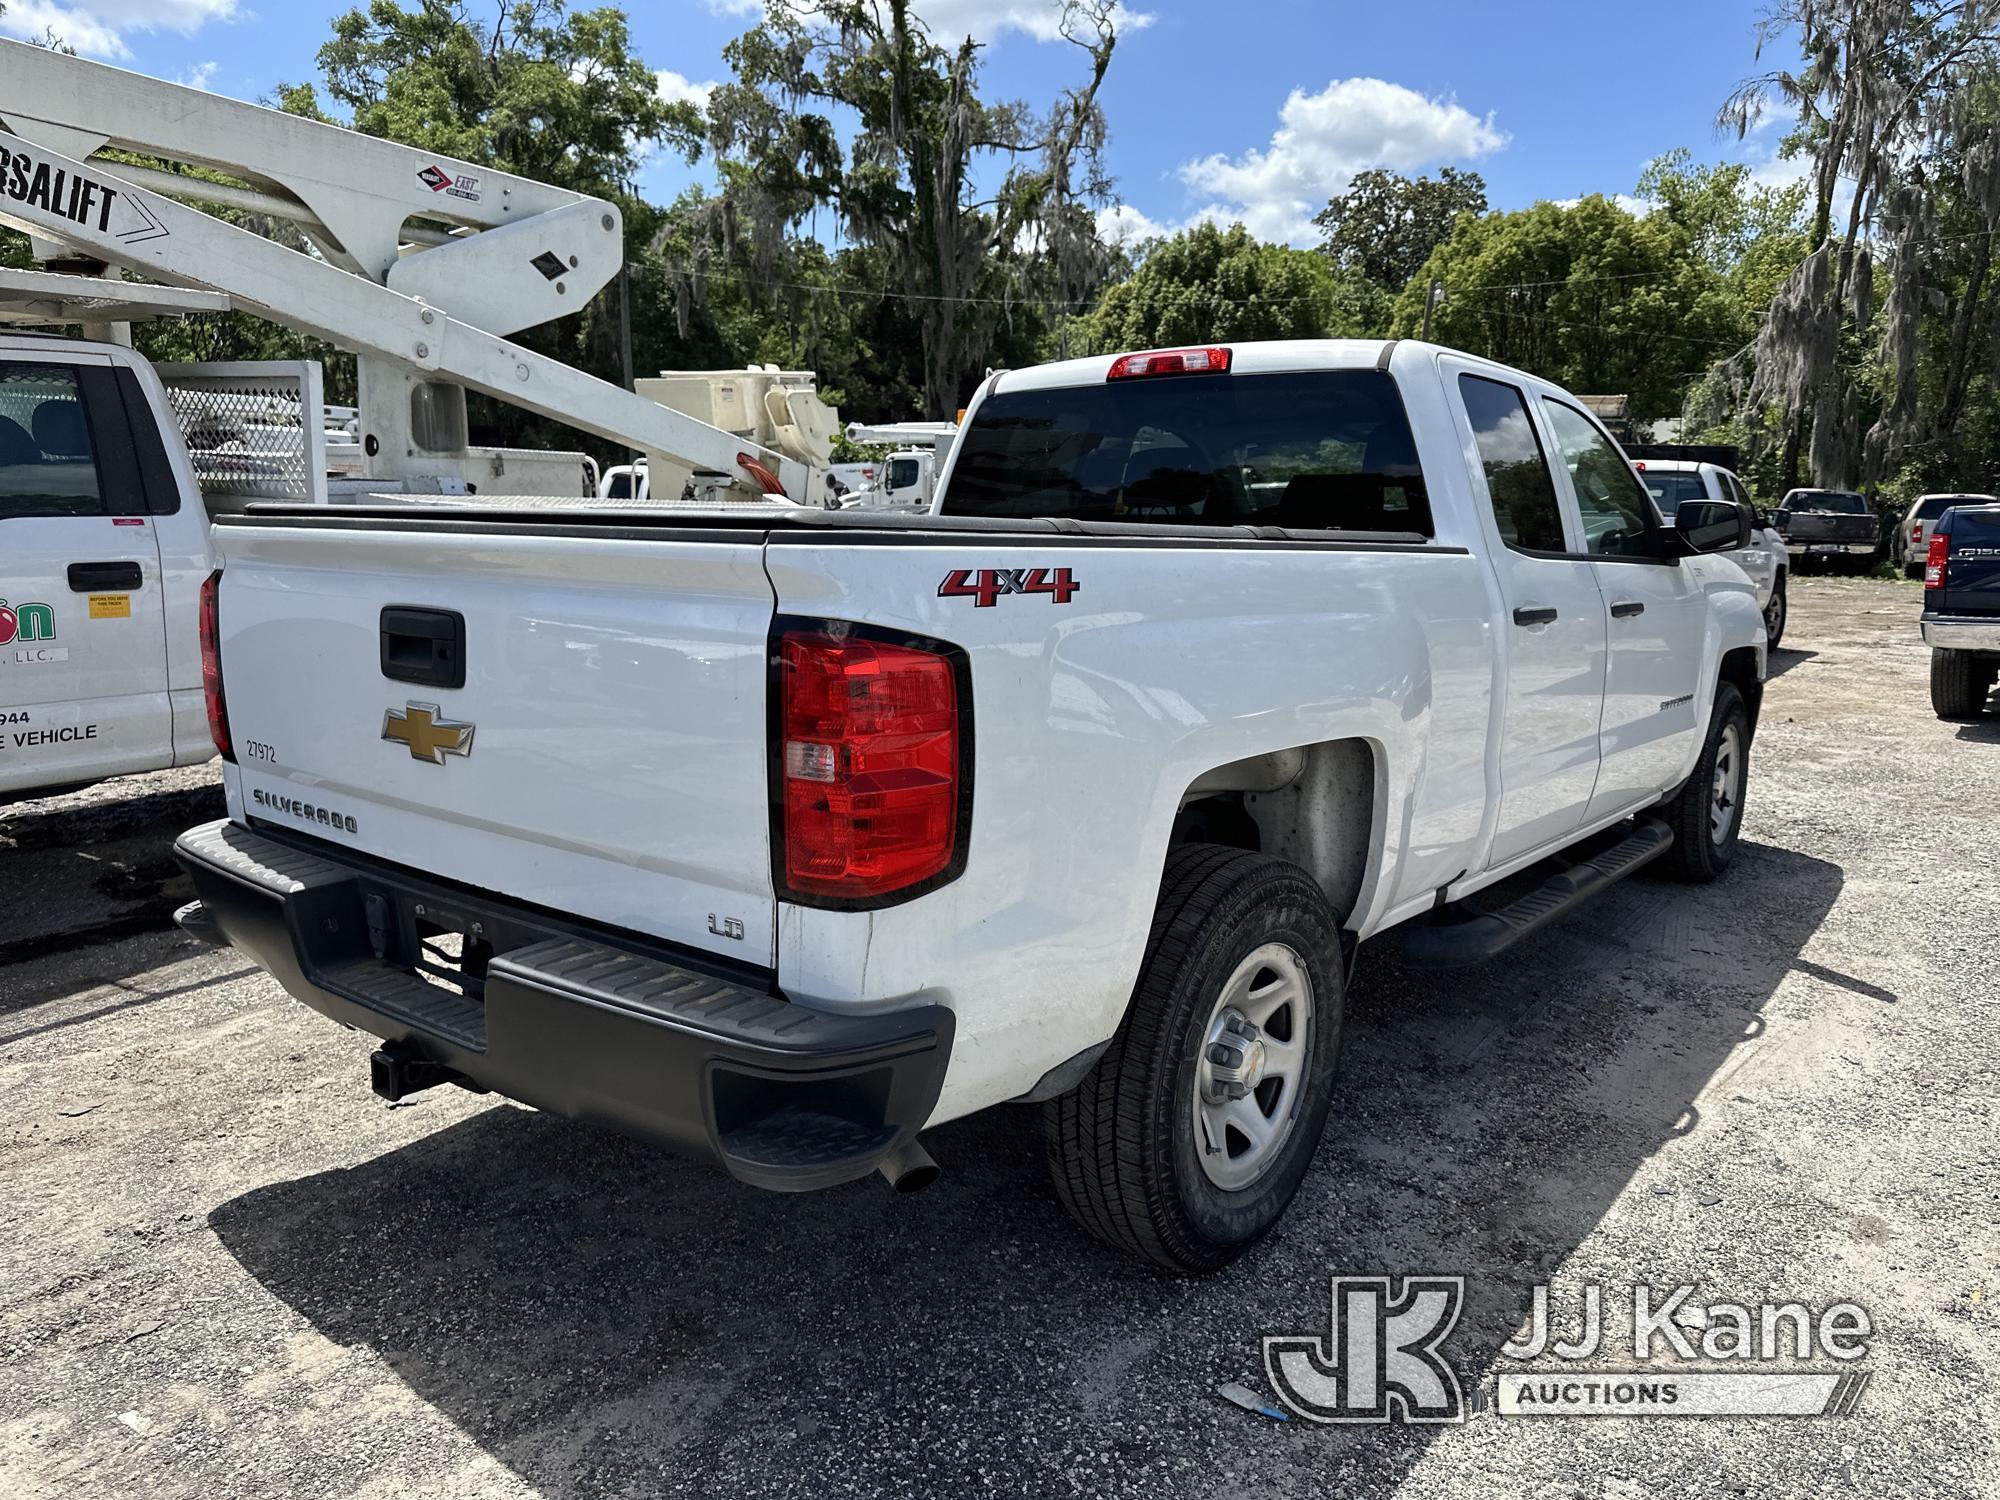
[0,146,120,232]
[14,724,96,748]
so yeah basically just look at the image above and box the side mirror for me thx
[1676,498,1751,554]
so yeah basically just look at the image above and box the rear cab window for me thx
[1912,496,1986,521]
[1637,468,1710,516]
[938,368,1433,536]
[1787,490,1868,513]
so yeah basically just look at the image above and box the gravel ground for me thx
[1,575,1994,1499]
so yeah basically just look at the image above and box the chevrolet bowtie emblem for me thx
[382,702,475,764]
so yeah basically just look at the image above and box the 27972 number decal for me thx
[938,567,1081,608]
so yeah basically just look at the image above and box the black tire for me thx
[1661,682,1750,883]
[1931,649,1994,720]
[1905,561,1924,581]
[1042,844,1342,1275]
[1764,574,1787,651]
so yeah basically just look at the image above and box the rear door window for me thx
[940,369,1433,535]
[1458,373,1566,553]
[0,363,105,519]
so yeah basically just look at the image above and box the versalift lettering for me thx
[0,145,119,232]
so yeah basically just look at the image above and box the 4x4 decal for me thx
[938,567,1081,608]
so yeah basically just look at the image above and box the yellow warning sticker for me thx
[88,594,131,620]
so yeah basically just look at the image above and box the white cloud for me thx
[708,0,1153,44]
[657,69,719,110]
[1548,192,1654,216]
[178,60,218,91]
[1747,149,1811,194]
[1097,201,1173,249]
[1175,77,1507,247]
[906,0,1154,42]
[0,0,237,58]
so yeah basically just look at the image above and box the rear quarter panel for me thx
[765,537,1495,1122]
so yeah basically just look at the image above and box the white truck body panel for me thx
[215,523,779,963]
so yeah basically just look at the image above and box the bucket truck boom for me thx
[0,39,811,501]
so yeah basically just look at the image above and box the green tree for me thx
[1717,0,2000,488]
[1393,195,1744,417]
[1067,222,1369,354]
[696,0,1124,417]
[311,0,697,191]
[1313,167,1487,292]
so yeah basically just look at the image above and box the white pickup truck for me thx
[174,339,1768,1272]
[1,338,218,800]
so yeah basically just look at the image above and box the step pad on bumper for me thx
[322,959,488,1051]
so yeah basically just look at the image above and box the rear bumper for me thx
[173,819,952,1191]
[1784,539,1876,556]
[1922,615,2000,651]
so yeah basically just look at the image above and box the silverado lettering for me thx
[252,786,359,835]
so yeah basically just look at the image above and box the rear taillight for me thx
[198,569,233,761]
[1107,346,1231,380]
[777,628,965,902]
[1925,530,1950,589]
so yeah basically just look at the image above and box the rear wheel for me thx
[1763,575,1787,651]
[1661,682,1749,883]
[1042,844,1342,1274]
[1905,561,1925,581]
[1931,649,1995,720]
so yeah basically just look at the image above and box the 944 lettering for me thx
[938,566,1080,608]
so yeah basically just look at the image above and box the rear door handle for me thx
[67,561,143,592]
[1610,601,1646,618]
[1512,606,1558,626]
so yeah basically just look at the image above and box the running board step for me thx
[1398,819,1675,969]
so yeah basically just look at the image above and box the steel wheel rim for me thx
[1710,721,1743,846]
[1191,942,1313,1192]
[1765,586,1784,637]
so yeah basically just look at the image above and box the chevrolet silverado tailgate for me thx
[210,513,778,964]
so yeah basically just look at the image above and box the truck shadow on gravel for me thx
[0,778,223,969]
[209,839,1844,1498]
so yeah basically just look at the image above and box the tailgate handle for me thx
[380,606,466,690]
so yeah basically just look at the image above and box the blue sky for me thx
[6,0,1801,244]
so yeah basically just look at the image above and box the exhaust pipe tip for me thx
[877,1137,939,1194]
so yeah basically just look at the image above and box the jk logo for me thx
[1264,1276,1467,1424]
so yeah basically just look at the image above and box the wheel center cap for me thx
[1202,1011,1266,1102]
